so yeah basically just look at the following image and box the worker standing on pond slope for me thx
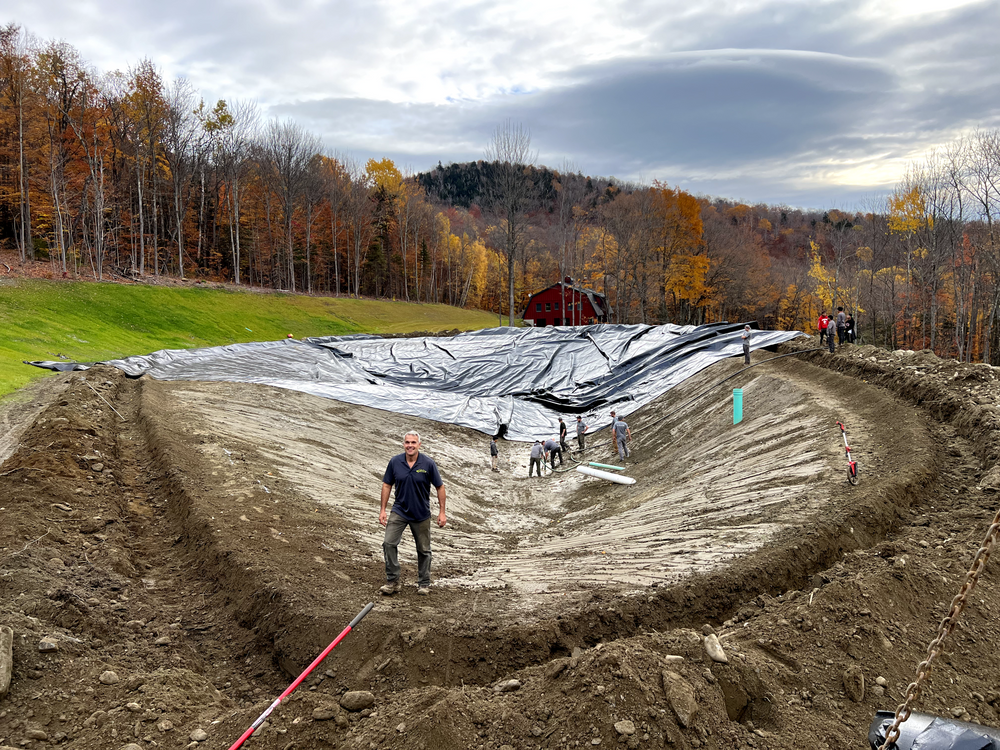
[489,436,500,472]
[742,324,752,365]
[613,414,631,461]
[378,431,446,597]
[576,415,588,451]
[558,417,568,453]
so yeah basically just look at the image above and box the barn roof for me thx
[524,280,609,317]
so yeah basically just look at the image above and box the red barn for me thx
[522,278,610,326]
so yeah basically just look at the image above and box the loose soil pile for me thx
[2,339,1000,750]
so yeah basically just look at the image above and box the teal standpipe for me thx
[733,388,743,425]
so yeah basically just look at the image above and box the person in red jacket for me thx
[818,312,830,345]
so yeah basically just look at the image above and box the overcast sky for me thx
[9,0,1000,209]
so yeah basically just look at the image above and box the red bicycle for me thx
[837,421,858,485]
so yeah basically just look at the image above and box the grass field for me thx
[0,279,505,400]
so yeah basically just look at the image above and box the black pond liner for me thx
[28,322,803,442]
[869,710,1000,749]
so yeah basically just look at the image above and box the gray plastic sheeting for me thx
[28,323,803,442]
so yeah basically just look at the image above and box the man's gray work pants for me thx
[383,513,431,587]
[617,436,630,460]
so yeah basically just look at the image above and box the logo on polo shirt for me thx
[416,469,427,474]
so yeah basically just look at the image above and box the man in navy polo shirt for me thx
[378,431,446,596]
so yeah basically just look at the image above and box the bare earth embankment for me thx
[2,339,1000,750]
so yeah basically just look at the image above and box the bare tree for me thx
[483,119,535,325]
[258,119,322,291]
[162,78,199,278]
[213,99,258,285]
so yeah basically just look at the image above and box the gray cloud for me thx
[10,0,1000,208]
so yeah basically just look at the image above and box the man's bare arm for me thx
[436,485,447,528]
[378,482,392,526]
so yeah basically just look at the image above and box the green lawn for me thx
[0,279,505,400]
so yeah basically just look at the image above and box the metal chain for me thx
[878,510,1000,750]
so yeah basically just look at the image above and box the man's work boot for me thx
[380,580,400,596]
[416,586,431,596]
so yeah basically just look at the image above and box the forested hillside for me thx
[2,23,1000,362]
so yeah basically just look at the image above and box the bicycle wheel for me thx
[848,462,858,486]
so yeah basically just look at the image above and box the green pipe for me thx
[733,388,743,425]
[589,462,625,471]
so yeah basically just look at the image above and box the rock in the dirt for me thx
[701,624,717,636]
[91,463,104,472]
[154,636,171,646]
[546,658,569,679]
[156,718,174,732]
[340,690,375,711]
[99,670,120,685]
[0,625,13,699]
[312,707,338,720]
[125,702,142,712]
[25,729,48,740]
[38,638,59,652]
[401,627,427,646]
[876,676,888,687]
[977,465,1000,493]
[704,634,729,663]
[662,671,699,727]
[843,665,865,702]
[190,728,209,741]
[494,679,521,693]
[615,720,636,736]
[120,745,144,750]
[83,710,108,728]
[663,655,684,665]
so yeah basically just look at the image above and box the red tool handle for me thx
[228,602,374,750]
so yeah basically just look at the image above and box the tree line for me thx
[3,24,1000,363]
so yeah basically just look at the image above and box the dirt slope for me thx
[2,340,1000,750]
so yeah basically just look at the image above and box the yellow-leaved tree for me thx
[664,253,713,323]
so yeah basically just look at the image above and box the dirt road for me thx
[2,340,1000,749]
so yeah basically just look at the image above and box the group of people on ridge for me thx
[817,307,856,352]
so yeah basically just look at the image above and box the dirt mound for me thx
[3,339,1000,749]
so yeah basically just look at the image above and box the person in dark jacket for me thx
[489,437,499,472]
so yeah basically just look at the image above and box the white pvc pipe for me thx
[575,465,636,485]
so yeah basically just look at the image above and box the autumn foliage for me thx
[3,24,1000,363]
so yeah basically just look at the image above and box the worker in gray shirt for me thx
[576,415,588,451]
[613,417,632,461]
[529,440,545,477]
[544,437,563,469]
